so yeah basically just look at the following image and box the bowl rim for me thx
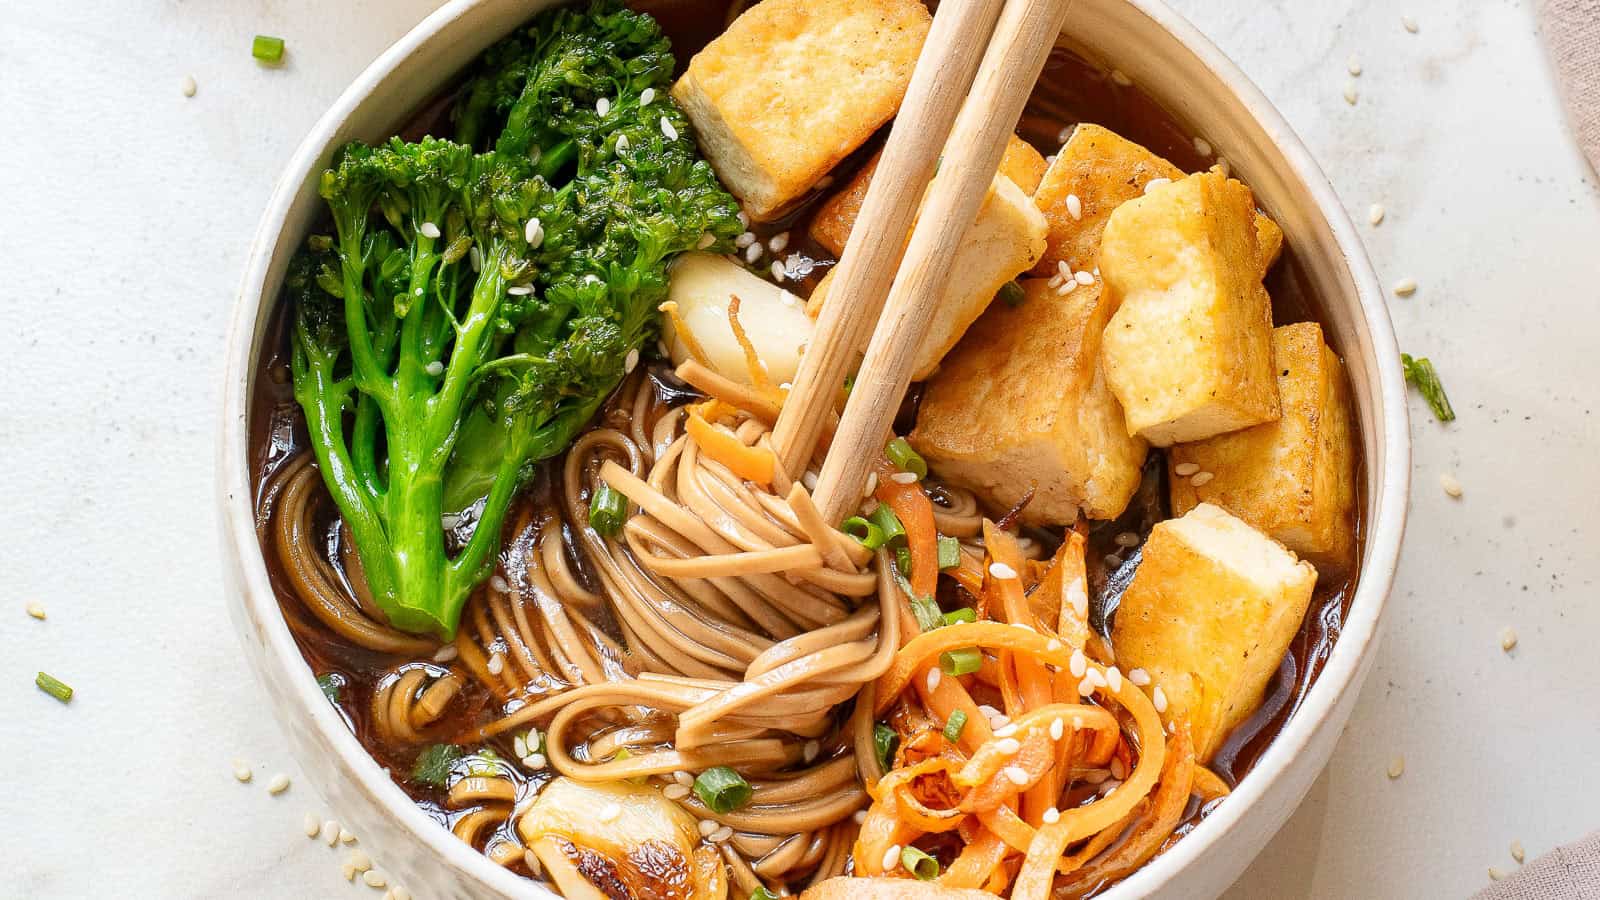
[216,0,1411,897]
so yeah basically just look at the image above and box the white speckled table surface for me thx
[3,0,1596,897]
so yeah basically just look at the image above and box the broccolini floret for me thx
[288,0,741,639]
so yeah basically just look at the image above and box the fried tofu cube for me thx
[1169,322,1357,574]
[663,252,814,386]
[1030,124,1282,279]
[910,278,1147,524]
[807,174,1047,380]
[808,135,1047,257]
[1100,170,1281,446]
[672,0,931,222]
[1111,503,1317,762]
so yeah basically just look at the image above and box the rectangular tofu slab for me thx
[1110,503,1318,762]
[1030,123,1283,279]
[1100,169,1281,446]
[807,174,1046,380]
[671,0,930,221]
[808,135,1048,257]
[909,277,1147,525]
[1168,322,1358,574]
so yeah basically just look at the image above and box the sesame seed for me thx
[1114,531,1140,548]
[1500,627,1518,652]
[977,704,1003,719]
[1055,279,1076,296]
[1072,715,1084,729]
[993,722,1019,738]
[595,97,611,116]
[1002,765,1030,786]
[1143,177,1172,194]
[1153,685,1169,713]
[640,87,656,105]
[737,210,750,227]
[1099,779,1121,796]
[891,471,919,484]
[1066,194,1083,220]
[323,820,341,846]
[1057,126,1073,144]
[853,809,868,824]
[1110,757,1127,780]
[524,218,544,247]
[1393,277,1418,297]
[616,134,630,153]
[1068,581,1088,619]
[1078,677,1096,697]
[1369,203,1386,225]
[486,654,505,676]
[698,819,718,837]
[364,870,387,889]
[883,844,901,871]
[1069,649,1087,678]
[341,828,357,845]
[490,574,509,592]
[712,824,735,843]
[988,561,1018,580]
[1174,462,1200,477]
[1106,666,1124,692]
[348,850,372,872]
[926,668,942,692]
[303,813,321,837]
[1194,136,1213,156]
[734,232,756,248]
[1085,668,1107,689]
[801,471,819,491]
[768,231,790,253]
[664,783,691,800]
[804,740,821,762]
[181,75,198,97]
[660,117,679,140]
[424,360,444,376]
[1386,754,1406,778]
[863,472,878,497]
[1072,270,1094,286]
[393,888,412,900]
[1343,83,1358,106]
[1402,15,1419,33]
[1049,718,1065,741]
[995,738,1021,755]
[625,348,640,373]
[1489,867,1504,881]
[25,601,46,620]
[1128,667,1151,687]
[1110,69,1132,87]
[1046,639,1063,652]
[1042,807,1061,824]
[988,714,1010,730]
[1348,57,1363,77]
[232,760,253,783]
[770,260,786,282]
[1215,156,1231,177]
[674,770,695,786]
[418,221,440,239]
[1511,840,1525,863]
[267,774,291,795]
[1440,472,1463,498]
[1191,471,1215,487]
[598,803,621,822]
[342,864,357,882]
[433,644,459,663]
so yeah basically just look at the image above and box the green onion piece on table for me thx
[252,34,286,64]
[1401,353,1456,422]
[35,671,73,703]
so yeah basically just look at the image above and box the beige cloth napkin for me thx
[1538,0,1600,171]
[1473,831,1600,900]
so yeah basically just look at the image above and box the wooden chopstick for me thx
[769,0,1007,477]
[810,0,1075,525]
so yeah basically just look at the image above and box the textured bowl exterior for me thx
[217,1,1410,898]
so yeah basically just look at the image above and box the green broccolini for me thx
[288,0,742,639]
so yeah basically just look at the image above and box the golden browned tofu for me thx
[1111,503,1317,762]
[808,135,1047,257]
[1169,322,1357,574]
[1100,170,1281,446]
[672,0,930,221]
[807,174,1047,380]
[909,278,1147,525]
[1030,124,1282,278]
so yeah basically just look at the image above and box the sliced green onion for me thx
[884,436,928,479]
[942,710,968,744]
[694,766,753,813]
[840,515,887,550]
[901,845,940,881]
[843,373,856,396]
[589,483,627,536]
[909,595,942,632]
[939,647,983,677]
[35,671,72,703]
[316,672,342,703]
[751,889,780,900]
[252,34,286,64]
[941,607,976,626]
[937,535,961,570]
[869,504,905,546]
[895,545,914,578]
[999,279,1026,307]
[1401,353,1456,422]
[467,748,506,777]
[412,743,463,787]
[873,723,898,771]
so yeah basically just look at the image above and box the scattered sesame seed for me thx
[640,87,656,105]
[348,850,372,872]
[1348,57,1363,77]
[1046,639,1063,652]
[768,231,790,253]
[883,844,902,871]
[1153,685,1169,714]
[1057,126,1073,144]
[522,751,547,770]
[674,770,695,786]
[1106,666,1124,692]
[323,820,341,847]
[1049,718,1065,740]
[1003,765,1030,786]
[710,825,734,843]
[988,714,1010,730]
[1128,668,1151,687]
[598,803,621,822]
[1402,15,1419,33]
[989,561,1018,580]
[853,809,868,825]
[977,704,1003,719]
[1114,531,1140,548]
[770,260,786,282]
[303,813,321,837]
[891,471,919,484]
[804,740,821,763]
[524,218,544,248]
[1511,840,1525,863]
[1057,260,1072,279]
[1343,83,1358,106]
[660,116,679,140]
[664,783,691,800]
[1110,69,1132,87]
[486,653,505,676]
[433,644,459,663]
[1440,472,1463,498]
[342,864,357,882]
[926,668,942,692]
[863,472,878,497]
[625,348,640,373]
[1369,203,1386,225]
[801,471,819,491]
[1066,193,1083,220]
[735,231,757,248]
[267,774,291,795]
[25,601,46,620]
[1393,277,1417,297]
[1387,754,1405,778]
[1110,757,1127,780]
[1191,471,1215,487]
[995,738,1022,755]
[490,575,509,592]
[1072,715,1084,729]
[1193,136,1213,156]
[1073,270,1094,285]
[1085,668,1107,689]
[698,819,718,837]
[616,133,631,154]
[424,360,444,376]
[392,887,411,900]
[233,760,253,783]
[1078,677,1096,697]
[341,829,358,845]
[993,722,1019,738]
[738,210,750,228]
[595,97,611,116]
[181,75,198,97]
[1500,627,1518,652]
[1174,462,1200,477]
[1055,279,1077,296]
[1099,779,1121,796]
[1143,177,1172,194]
[418,221,441,239]
[364,870,387,889]
[1069,648,1087,678]
[1488,867,1504,881]
[1042,806,1061,824]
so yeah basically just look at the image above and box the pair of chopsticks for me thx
[771,0,1074,526]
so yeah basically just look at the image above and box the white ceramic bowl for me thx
[218,1,1410,896]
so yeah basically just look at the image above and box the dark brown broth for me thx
[248,0,1362,872]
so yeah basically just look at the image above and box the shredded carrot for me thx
[874,458,938,601]
[658,301,710,366]
[723,294,773,395]
[685,410,775,486]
